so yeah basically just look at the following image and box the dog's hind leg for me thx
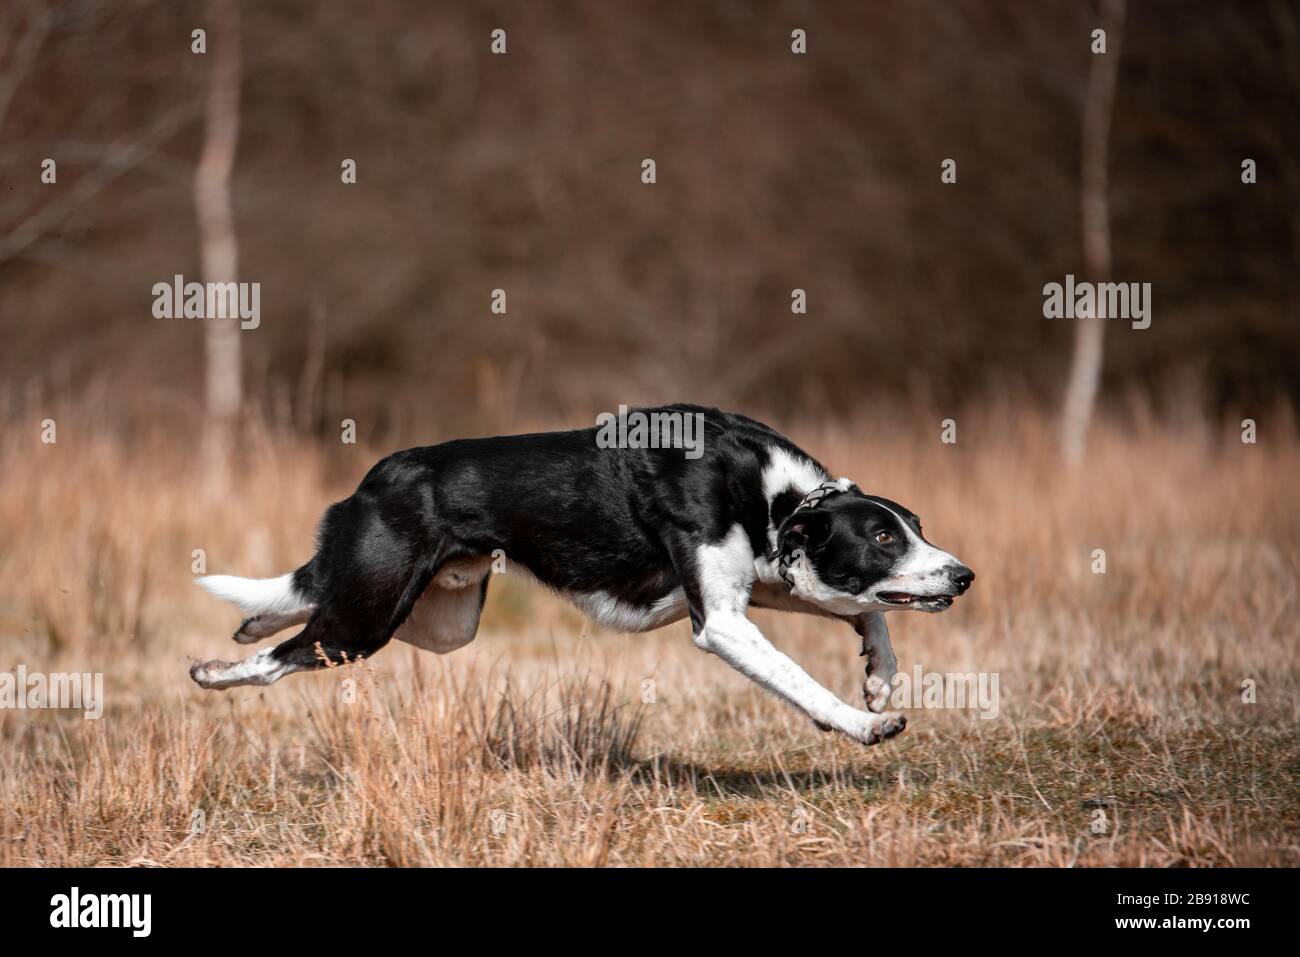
[192,601,405,690]
[189,644,301,689]
[232,608,313,644]
[191,540,450,690]
[190,607,378,689]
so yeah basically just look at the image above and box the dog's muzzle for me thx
[876,564,975,608]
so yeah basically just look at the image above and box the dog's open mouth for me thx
[878,591,954,607]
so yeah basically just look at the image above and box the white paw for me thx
[851,709,907,747]
[190,659,236,690]
[864,674,895,713]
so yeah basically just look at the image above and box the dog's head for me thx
[776,487,973,614]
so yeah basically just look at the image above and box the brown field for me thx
[1,402,1297,867]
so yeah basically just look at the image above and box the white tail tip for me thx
[196,572,299,616]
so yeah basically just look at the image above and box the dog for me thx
[191,405,973,746]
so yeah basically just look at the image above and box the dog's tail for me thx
[196,567,314,616]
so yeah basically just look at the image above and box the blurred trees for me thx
[0,0,1295,439]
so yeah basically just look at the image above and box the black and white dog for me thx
[192,405,973,746]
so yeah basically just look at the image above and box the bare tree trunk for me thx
[1061,0,1126,465]
[195,0,243,483]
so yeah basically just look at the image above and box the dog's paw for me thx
[232,618,261,644]
[864,674,894,713]
[190,659,234,689]
[855,711,907,747]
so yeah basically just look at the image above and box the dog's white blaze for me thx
[870,500,959,592]
[196,572,307,616]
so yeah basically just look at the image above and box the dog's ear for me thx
[779,509,833,555]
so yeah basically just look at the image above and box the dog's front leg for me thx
[678,529,906,746]
[855,611,898,714]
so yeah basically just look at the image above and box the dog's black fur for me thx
[278,406,804,668]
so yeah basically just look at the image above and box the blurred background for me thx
[2,1,1298,867]
[1,0,1296,445]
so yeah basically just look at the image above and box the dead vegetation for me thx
[1,402,1296,866]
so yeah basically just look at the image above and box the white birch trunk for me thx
[195,0,242,476]
[1062,0,1126,465]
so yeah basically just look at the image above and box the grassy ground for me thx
[1,404,1297,866]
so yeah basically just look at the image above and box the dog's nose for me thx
[948,564,975,593]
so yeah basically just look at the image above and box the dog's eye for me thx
[874,531,894,545]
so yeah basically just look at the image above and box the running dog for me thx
[191,405,974,746]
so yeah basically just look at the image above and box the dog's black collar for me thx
[776,480,857,587]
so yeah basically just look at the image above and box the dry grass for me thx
[1,402,1297,866]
